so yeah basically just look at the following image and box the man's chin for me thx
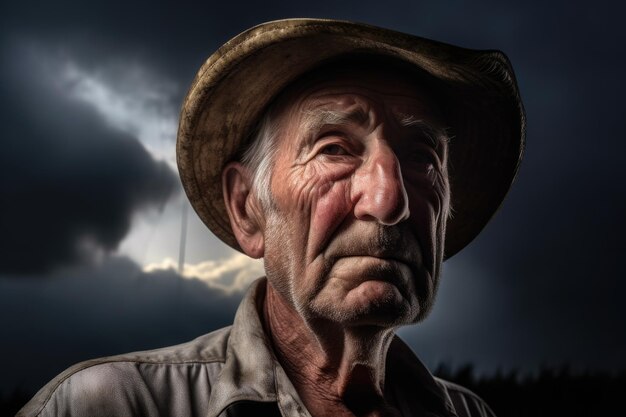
[310,282,422,327]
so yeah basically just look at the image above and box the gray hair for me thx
[239,108,280,209]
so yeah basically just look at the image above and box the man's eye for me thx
[320,144,349,156]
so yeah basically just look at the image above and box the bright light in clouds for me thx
[16,41,179,166]
[143,252,265,294]
[60,60,179,167]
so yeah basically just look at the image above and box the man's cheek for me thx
[310,180,352,253]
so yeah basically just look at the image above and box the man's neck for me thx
[263,284,401,417]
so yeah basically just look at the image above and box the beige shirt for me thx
[18,278,495,417]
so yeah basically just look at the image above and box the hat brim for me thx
[177,18,526,260]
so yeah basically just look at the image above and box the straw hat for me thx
[177,18,525,259]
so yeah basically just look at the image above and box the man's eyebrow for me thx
[394,111,450,149]
[301,108,370,138]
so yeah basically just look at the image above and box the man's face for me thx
[261,64,450,328]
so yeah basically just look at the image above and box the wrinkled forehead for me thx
[269,56,446,128]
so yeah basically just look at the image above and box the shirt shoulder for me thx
[435,377,497,417]
[17,326,232,417]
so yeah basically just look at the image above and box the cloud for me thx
[0,41,178,275]
[143,252,265,294]
[60,60,180,167]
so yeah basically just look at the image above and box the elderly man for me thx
[18,19,524,417]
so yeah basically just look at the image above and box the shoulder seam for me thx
[22,323,233,417]
[25,358,225,417]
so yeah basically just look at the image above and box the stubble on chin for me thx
[262,209,442,329]
[307,224,440,327]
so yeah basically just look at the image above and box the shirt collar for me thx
[206,278,280,417]
[206,278,456,417]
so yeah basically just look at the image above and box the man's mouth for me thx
[327,242,420,270]
[328,255,413,298]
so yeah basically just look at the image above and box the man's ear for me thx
[222,162,265,258]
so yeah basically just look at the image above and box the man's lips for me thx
[335,254,411,268]
[329,255,414,296]
[328,247,417,268]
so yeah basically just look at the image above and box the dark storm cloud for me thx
[0,42,178,274]
[0,256,242,392]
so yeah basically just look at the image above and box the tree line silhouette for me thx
[435,363,625,416]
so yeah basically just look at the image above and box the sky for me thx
[1,0,625,394]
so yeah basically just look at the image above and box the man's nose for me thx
[352,140,410,225]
